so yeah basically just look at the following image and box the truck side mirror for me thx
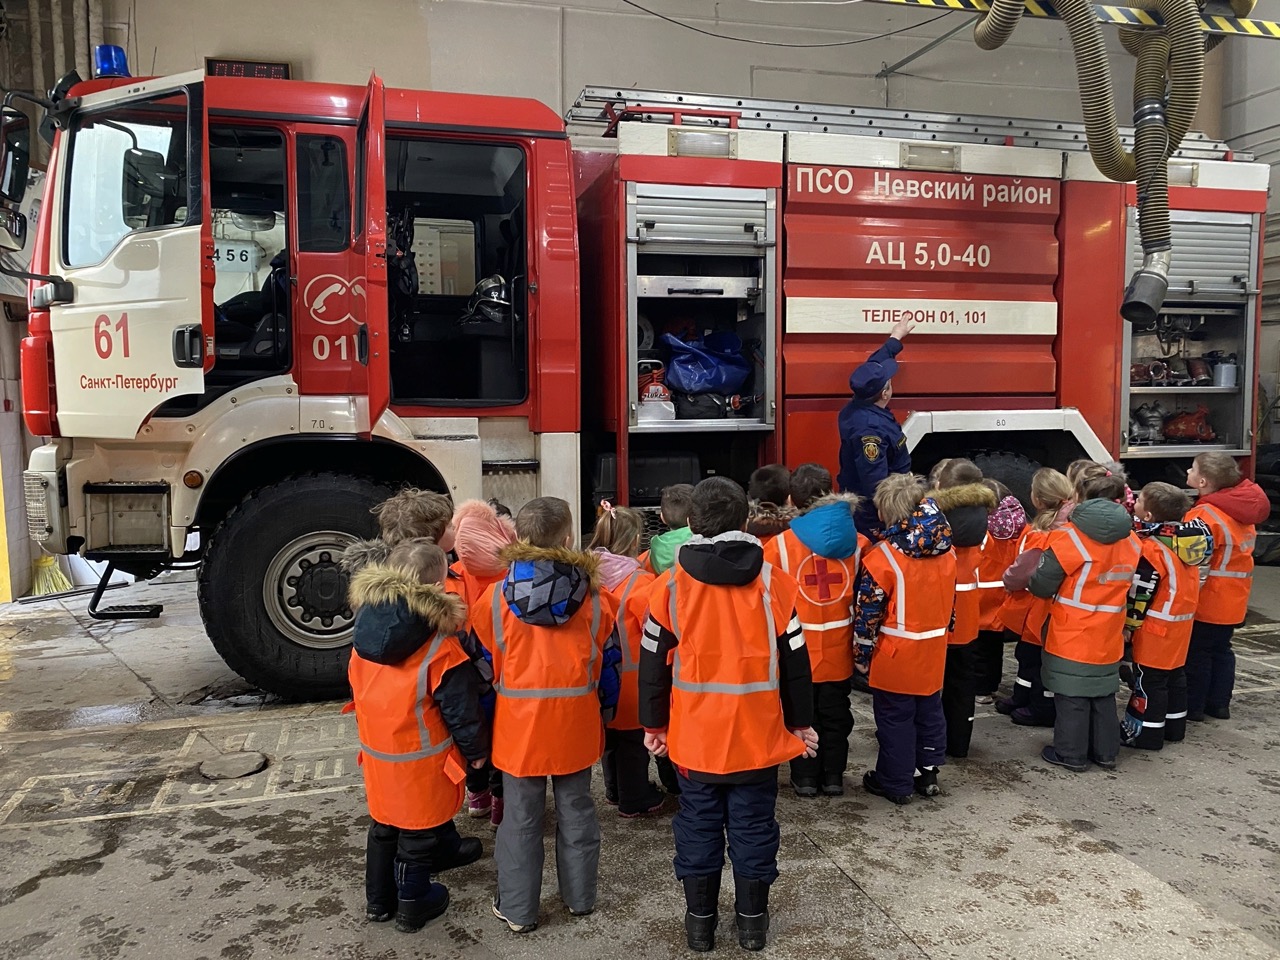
[0,116,30,206]
[0,208,26,252]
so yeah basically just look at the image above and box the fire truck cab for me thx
[10,70,582,697]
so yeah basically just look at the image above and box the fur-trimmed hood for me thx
[932,482,997,549]
[931,483,998,513]
[349,563,468,665]
[790,493,861,560]
[498,543,601,627]
[746,500,796,540]
[340,537,392,576]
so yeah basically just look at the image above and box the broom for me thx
[30,552,74,596]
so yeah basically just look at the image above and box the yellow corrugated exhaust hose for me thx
[975,0,1213,323]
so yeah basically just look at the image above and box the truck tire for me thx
[198,472,391,700]
[971,451,1041,513]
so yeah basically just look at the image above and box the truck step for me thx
[86,561,165,622]
[89,603,163,621]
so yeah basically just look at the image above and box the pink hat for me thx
[452,499,518,578]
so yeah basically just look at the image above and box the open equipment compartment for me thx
[626,182,777,433]
[1120,209,1260,464]
[575,119,785,523]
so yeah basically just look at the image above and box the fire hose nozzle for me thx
[1121,250,1172,325]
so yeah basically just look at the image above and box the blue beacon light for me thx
[93,45,132,79]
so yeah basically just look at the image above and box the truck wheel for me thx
[972,451,1041,513]
[198,472,391,700]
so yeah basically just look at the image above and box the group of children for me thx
[340,449,1267,951]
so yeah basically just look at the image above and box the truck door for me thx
[45,70,213,439]
[353,73,390,429]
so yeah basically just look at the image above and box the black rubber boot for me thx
[365,828,398,922]
[682,874,720,952]
[733,875,770,952]
[395,883,450,932]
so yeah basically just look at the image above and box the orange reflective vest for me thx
[605,568,656,730]
[473,584,617,778]
[450,561,504,609]
[1131,538,1199,671]
[762,528,866,683]
[1187,503,1256,625]
[648,563,804,774]
[996,529,1051,645]
[949,543,983,645]
[349,632,472,830]
[978,532,1023,631]
[861,542,958,696]
[1043,526,1142,665]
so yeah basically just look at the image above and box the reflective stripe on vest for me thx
[669,564,780,695]
[358,631,456,763]
[490,586,601,698]
[873,541,951,640]
[617,571,643,674]
[1055,527,1129,614]
[1200,505,1254,578]
[1143,540,1195,623]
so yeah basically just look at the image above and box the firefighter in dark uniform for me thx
[837,319,916,537]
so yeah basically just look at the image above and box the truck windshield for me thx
[63,97,189,268]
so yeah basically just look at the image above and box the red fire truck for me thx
[0,65,1267,699]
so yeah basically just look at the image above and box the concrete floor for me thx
[1,572,1279,960]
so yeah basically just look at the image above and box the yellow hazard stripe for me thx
[878,0,1280,36]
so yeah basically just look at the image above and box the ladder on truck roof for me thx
[567,86,1248,162]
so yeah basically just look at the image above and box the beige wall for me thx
[95,0,1173,126]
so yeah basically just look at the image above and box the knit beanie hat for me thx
[452,499,518,577]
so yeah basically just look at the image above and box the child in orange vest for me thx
[451,499,518,607]
[639,476,817,953]
[472,497,622,935]
[640,483,695,575]
[1122,483,1213,749]
[997,467,1074,727]
[855,474,958,804]
[763,462,865,798]
[746,464,796,542]
[451,499,519,824]
[588,501,668,818]
[1185,452,1270,721]
[972,479,1028,702]
[348,539,490,932]
[1028,472,1141,772]
[931,459,997,759]
[341,487,456,575]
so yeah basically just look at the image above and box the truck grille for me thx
[24,472,52,542]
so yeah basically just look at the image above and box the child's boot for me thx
[490,796,505,827]
[394,861,450,932]
[913,766,941,797]
[365,830,398,922]
[682,874,721,952]
[733,875,770,952]
[467,788,492,818]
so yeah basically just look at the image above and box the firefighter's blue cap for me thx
[850,358,897,399]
